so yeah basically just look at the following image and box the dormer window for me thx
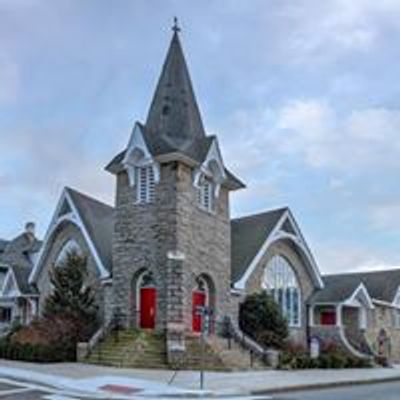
[136,166,155,204]
[197,176,214,212]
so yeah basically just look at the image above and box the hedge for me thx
[0,339,75,363]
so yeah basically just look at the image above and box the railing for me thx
[221,316,269,365]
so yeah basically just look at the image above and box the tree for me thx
[239,291,289,349]
[43,251,98,341]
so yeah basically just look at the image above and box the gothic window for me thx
[55,239,82,266]
[197,176,213,212]
[263,255,301,327]
[136,166,155,204]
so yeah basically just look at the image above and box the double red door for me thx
[321,311,336,325]
[140,287,156,329]
[192,291,206,332]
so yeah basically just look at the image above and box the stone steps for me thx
[86,329,168,369]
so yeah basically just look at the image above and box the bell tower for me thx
[106,22,244,348]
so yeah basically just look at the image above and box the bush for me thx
[5,252,98,363]
[278,340,373,370]
[0,337,75,363]
[239,292,288,349]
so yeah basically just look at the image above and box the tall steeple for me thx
[145,19,206,152]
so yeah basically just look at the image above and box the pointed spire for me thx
[145,20,205,152]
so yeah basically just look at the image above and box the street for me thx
[272,381,400,400]
[0,377,101,400]
[2,372,400,400]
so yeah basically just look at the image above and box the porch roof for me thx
[310,269,400,304]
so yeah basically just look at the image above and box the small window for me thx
[0,308,11,323]
[197,177,213,212]
[136,166,155,204]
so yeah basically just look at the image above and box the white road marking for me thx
[0,387,34,397]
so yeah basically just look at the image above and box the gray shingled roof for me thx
[66,187,114,274]
[0,233,41,269]
[0,231,42,296]
[105,31,244,191]
[145,31,205,155]
[11,265,38,295]
[311,269,400,304]
[0,239,9,254]
[231,208,288,283]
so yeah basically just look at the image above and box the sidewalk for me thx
[1,360,400,396]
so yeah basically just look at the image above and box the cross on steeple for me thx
[172,17,181,33]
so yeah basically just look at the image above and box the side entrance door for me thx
[140,287,156,329]
[192,291,206,333]
[321,311,336,325]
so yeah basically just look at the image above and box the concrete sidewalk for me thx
[1,360,400,395]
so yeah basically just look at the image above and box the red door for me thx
[321,311,336,325]
[140,287,156,329]
[192,291,206,332]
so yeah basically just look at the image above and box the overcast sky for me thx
[1,0,400,274]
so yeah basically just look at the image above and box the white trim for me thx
[234,209,324,290]
[122,123,160,186]
[193,138,226,197]
[0,265,10,296]
[2,269,22,298]
[29,188,110,284]
[373,298,400,309]
[343,283,374,310]
[391,286,400,308]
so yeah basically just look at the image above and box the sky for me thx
[1,0,400,274]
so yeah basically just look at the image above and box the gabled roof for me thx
[231,208,288,283]
[66,187,114,272]
[29,187,114,284]
[10,265,37,295]
[311,269,400,304]
[106,132,245,190]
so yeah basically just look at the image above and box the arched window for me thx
[55,239,82,266]
[263,255,301,327]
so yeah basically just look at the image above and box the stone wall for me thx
[36,222,104,321]
[111,167,174,329]
[111,161,232,331]
[365,304,400,362]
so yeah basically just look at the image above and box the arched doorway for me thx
[136,271,157,329]
[192,275,215,333]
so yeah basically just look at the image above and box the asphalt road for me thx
[272,381,400,400]
[0,378,100,400]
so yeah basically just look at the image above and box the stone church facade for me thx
[2,25,400,364]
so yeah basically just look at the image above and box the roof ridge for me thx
[324,268,400,278]
[231,207,288,223]
[65,186,114,210]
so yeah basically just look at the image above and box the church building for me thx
[2,23,400,366]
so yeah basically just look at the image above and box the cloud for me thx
[0,57,20,105]
[281,0,400,64]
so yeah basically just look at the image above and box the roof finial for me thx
[172,16,181,34]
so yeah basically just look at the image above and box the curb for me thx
[251,375,400,395]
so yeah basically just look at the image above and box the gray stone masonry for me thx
[111,160,233,333]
